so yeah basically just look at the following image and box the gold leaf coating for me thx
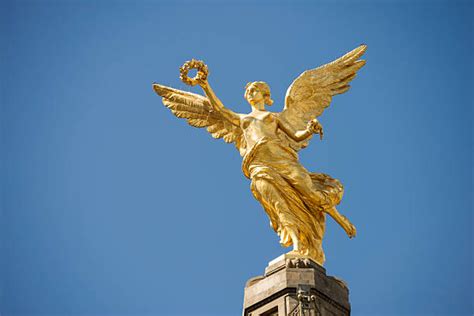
[152,45,367,265]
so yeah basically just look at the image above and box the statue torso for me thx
[241,111,279,149]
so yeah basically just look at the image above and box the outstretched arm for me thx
[278,118,324,142]
[199,80,240,126]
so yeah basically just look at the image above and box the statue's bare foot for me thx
[290,231,300,251]
[345,223,356,238]
[335,213,356,238]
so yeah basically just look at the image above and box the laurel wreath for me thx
[179,59,209,86]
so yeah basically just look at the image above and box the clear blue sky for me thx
[1,1,472,315]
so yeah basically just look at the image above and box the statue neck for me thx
[251,103,266,112]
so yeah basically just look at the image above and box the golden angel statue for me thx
[153,45,367,265]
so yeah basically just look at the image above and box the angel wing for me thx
[153,84,246,153]
[278,44,367,151]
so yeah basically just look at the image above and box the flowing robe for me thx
[241,137,343,264]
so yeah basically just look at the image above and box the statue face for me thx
[245,84,265,107]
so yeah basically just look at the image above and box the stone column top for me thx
[243,253,350,313]
[265,253,327,277]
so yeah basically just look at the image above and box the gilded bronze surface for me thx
[153,45,367,265]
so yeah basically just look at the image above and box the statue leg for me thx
[283,167,333,210]
[250,177,300,250]
[324,207,356,238]
[281,168,355,238]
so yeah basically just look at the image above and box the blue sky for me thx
[1,1,472,315]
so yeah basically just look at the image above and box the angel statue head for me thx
[244,81,274,110]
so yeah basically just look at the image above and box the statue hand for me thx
[307,119,324,140]
[196,75,209,88]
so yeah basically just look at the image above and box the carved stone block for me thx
[243,254,350,316]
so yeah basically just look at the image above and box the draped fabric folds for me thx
[242,138,343,264]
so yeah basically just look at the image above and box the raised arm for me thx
[199,80,241,127]
[277,118,324,142]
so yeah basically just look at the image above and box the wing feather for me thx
[278,45,367,151]
[153,83,244,151]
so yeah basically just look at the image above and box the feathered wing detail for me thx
[153,84,245,153]
[278,44,367,151]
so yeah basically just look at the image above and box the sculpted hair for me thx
[245,81,274,106]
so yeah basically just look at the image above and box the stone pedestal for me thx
[243,254,350,316]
